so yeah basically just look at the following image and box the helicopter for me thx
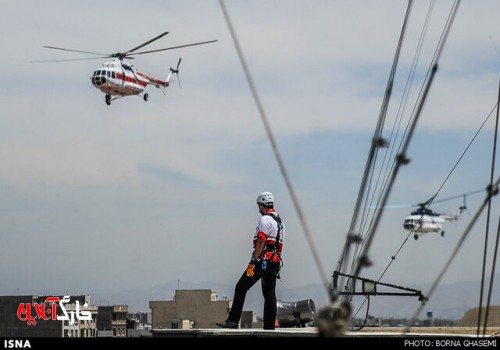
[401,189,485,240]
[32,31,217,105]
[403,203,466,240]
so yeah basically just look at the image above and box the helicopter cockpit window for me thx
[107,71,110,77]
[112,72,115,78]
[91,69,107,86]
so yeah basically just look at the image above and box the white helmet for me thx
[256,191,274,206]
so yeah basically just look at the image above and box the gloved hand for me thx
[246,263,255,277]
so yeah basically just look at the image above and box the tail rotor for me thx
[169,58,182,88]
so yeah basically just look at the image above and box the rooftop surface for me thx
[151,326,500,338]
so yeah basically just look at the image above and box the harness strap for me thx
[263,214,283,265]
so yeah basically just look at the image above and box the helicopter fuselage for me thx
[90,60,168,98]
[403,214,446,233]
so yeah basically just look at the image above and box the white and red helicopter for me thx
[33,32,217,105]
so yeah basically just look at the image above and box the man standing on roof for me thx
[217,191,285,330]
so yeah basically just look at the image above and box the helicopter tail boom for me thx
[439,206,466,221]
[137,72,169,88]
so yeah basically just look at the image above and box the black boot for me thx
[216,320,239,329]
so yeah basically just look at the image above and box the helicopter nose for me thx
[91,76,106,86]
[403,219,415,230]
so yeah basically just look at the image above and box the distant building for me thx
[128,311,151,326]
[60,295,98,337]
[0,295,136,337]
[96,305,128,337]
[126,312,152,337]
[150,289,231,329]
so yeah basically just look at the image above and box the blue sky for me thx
[0,0,499,314]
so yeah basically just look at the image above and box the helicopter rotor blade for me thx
[414,188,485,208]
[37,35,216,63]
[365,204,413,209]
[36,46,117,62]
[42,46,110,56]
[30,56,113,63]
[128,40,218,56]
[176,58,182,88]
[121,31,170,56]
[169,57,182,88]
[42,32,171,61]
[429,188,485,204]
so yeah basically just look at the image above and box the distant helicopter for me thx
[32,31,217,105]
[403,203,466,240]
[401,189,484,240]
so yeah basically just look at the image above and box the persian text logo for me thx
[17,295,92,326]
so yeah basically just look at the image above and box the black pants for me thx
[227,262,280,330]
